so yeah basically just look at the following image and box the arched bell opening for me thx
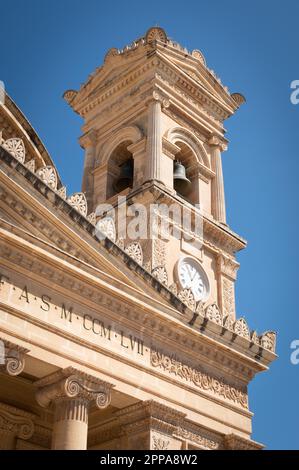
[173,142,198,205]
[107,141,134,198]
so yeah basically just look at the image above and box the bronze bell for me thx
[113,159,133,193]
[173,160,191,195]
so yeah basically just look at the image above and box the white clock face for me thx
[177,257,210,302]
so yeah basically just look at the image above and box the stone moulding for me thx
[150,348,248,409]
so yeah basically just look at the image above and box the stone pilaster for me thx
[0,403,35,450]
[0,337,29,376]
[209,136,227,224]
[216,255,239,320]
[35,367,114,450]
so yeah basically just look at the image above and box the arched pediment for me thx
[165,126,210,169]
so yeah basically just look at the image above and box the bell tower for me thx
[63,26,248,322]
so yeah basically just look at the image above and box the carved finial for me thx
[192,49,206,65]
[63,89,78,105]
[234,317,250,340]
[231,93,246,106]
[145,27,167,44]
[2,137,26,163]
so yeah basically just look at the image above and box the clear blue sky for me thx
[1,0,298,450]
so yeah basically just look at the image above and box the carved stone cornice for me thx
[0,337,29,376]
[224,433,264,450]
[35,367,114,410]
[0,402,35,440]
[175,420,223,450]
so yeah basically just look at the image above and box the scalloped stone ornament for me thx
[87,212,96,225]
[145,27,167,44]
[57,186,67,199]
[223,315,234,331]
[25,158,35,172]
[191,49,206,65]
[96,217,116,242]
[205,303,222,325]
[231,93,246,106]
[151,266,168,285]
[251,331,260,345]
[2,138,25,163]
[178,288,196,310]
[169,283,178,296]
[63,90,78,105]
[234,317,250,340]
[125,241,143,265]
[67,192,88,216]
[195,300,205,316]
[260,331,276,352]
[36,165,57,190]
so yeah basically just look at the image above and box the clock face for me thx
[177,257,210,302]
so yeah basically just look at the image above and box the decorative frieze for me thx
[150,348,248,409]
[0,403,35,449]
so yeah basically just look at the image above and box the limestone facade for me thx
[0,27,276,450]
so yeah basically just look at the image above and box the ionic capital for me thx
[35,367,114,410]
[151,90,170,109]
[208,136,227,152]
[0,337,29,376]
[0,402,35,441]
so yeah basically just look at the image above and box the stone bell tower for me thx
[64,26,248,322]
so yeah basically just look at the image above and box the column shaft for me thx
[211,146,226,223]
[146,100,162,182]
[51,398,89,450]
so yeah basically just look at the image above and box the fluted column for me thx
[35,367,114,450]
[209,136,227,224]
[146,92,169,184]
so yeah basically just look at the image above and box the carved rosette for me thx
[125,241,143,265]
[260,331,276,352]
[67,192,88,216]
[96,216,116,241]
[36,166,57,190]
[0,338,29,376]
[35,367,113,414]
[2,138,26,163]
[205,303,222,325]
[152,266,168,285]
[234,318,250,340]
[178,288,196,310]
[152,434,170,450]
